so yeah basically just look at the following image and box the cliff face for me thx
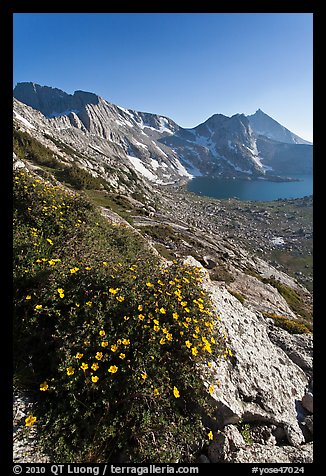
[185,257,313,463]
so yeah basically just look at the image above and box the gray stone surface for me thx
[207,424,313,463]
[186,257,311,456]
[302,392,313,414]
[13,388,51,463]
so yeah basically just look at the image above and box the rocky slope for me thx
[14,82,312,182]
[187,256,313,463]
[12,88,313,463]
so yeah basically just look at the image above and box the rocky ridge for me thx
[13,82,312,183]
[12,87,313,463]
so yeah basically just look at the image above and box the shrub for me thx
[13,170,227,463]
[228,290,246,305]
[262,312,312,334]
[262,277,312,322]
[55,166,103,190]
[14,128,61,168]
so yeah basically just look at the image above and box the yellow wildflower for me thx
[153,325,160,332]
[172,312,179,320]
[159,307,166,314]
[122,339,130,345]
[91,363,99,371]
[159,338,166,345]
[57,288,64,298]
[111,344,118,352]
[153,388,160,397]
[35,305,42,310]
[108,365,118,374]
[91,376,99,383]
[86,301,92,306]
[80,363,88,371]
[101,341,109,348]
[95,352,103,360]
[208,431,213,440]
[25,415,37,427]
[99,330,106,337]
[141,372,147,380]
[192,347,198,356]
[208,385,215,394]
[46,238,54,245]
[40,381,49,391]
[70,267,79,274]
[138,314,145,320]
[185,340,192,348]
[146,282,154,287]
[109,288,118,295]
[138,304,143,311]
[66,367,75,376]
[25,295,32,300]
[75,352,83,359]
[119,353,126,360]
[116,296,125,302]
[173,386,180,398]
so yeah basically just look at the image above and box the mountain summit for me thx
[13,82,312,183]
[13,82,100,118]
[247,109,312,145]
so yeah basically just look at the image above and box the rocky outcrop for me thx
[207,425,313,463]
[185,256,313,463]
[13,388,51,463]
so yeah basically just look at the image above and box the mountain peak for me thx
[13,82,100,117]
[247,109,311,145]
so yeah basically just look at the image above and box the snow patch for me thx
[228,140,236,151]
[271,237,285,246]
[133,113,173,135]
[13,111,35,129]
[178,156,203,177]
[151,141,169,158]
[170,156,194,178]
[133,140,148,150]
[48,109,80,118]
[149,158,160,170]
[126,155,157,181]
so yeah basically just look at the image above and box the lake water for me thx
[187,175,313,201]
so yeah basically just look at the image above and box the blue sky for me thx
[13,13,313,141]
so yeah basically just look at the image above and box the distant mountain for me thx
[13,82,313,185]
[247,109,312,145]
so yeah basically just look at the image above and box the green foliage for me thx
[228,290,246,305]
[262,312,312,334]
[14,170,227,463]
[140,224,181,245]
[237,420,253,445]
[14,128,61,168]
[262,277,312,321]
[55,166,103,190]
